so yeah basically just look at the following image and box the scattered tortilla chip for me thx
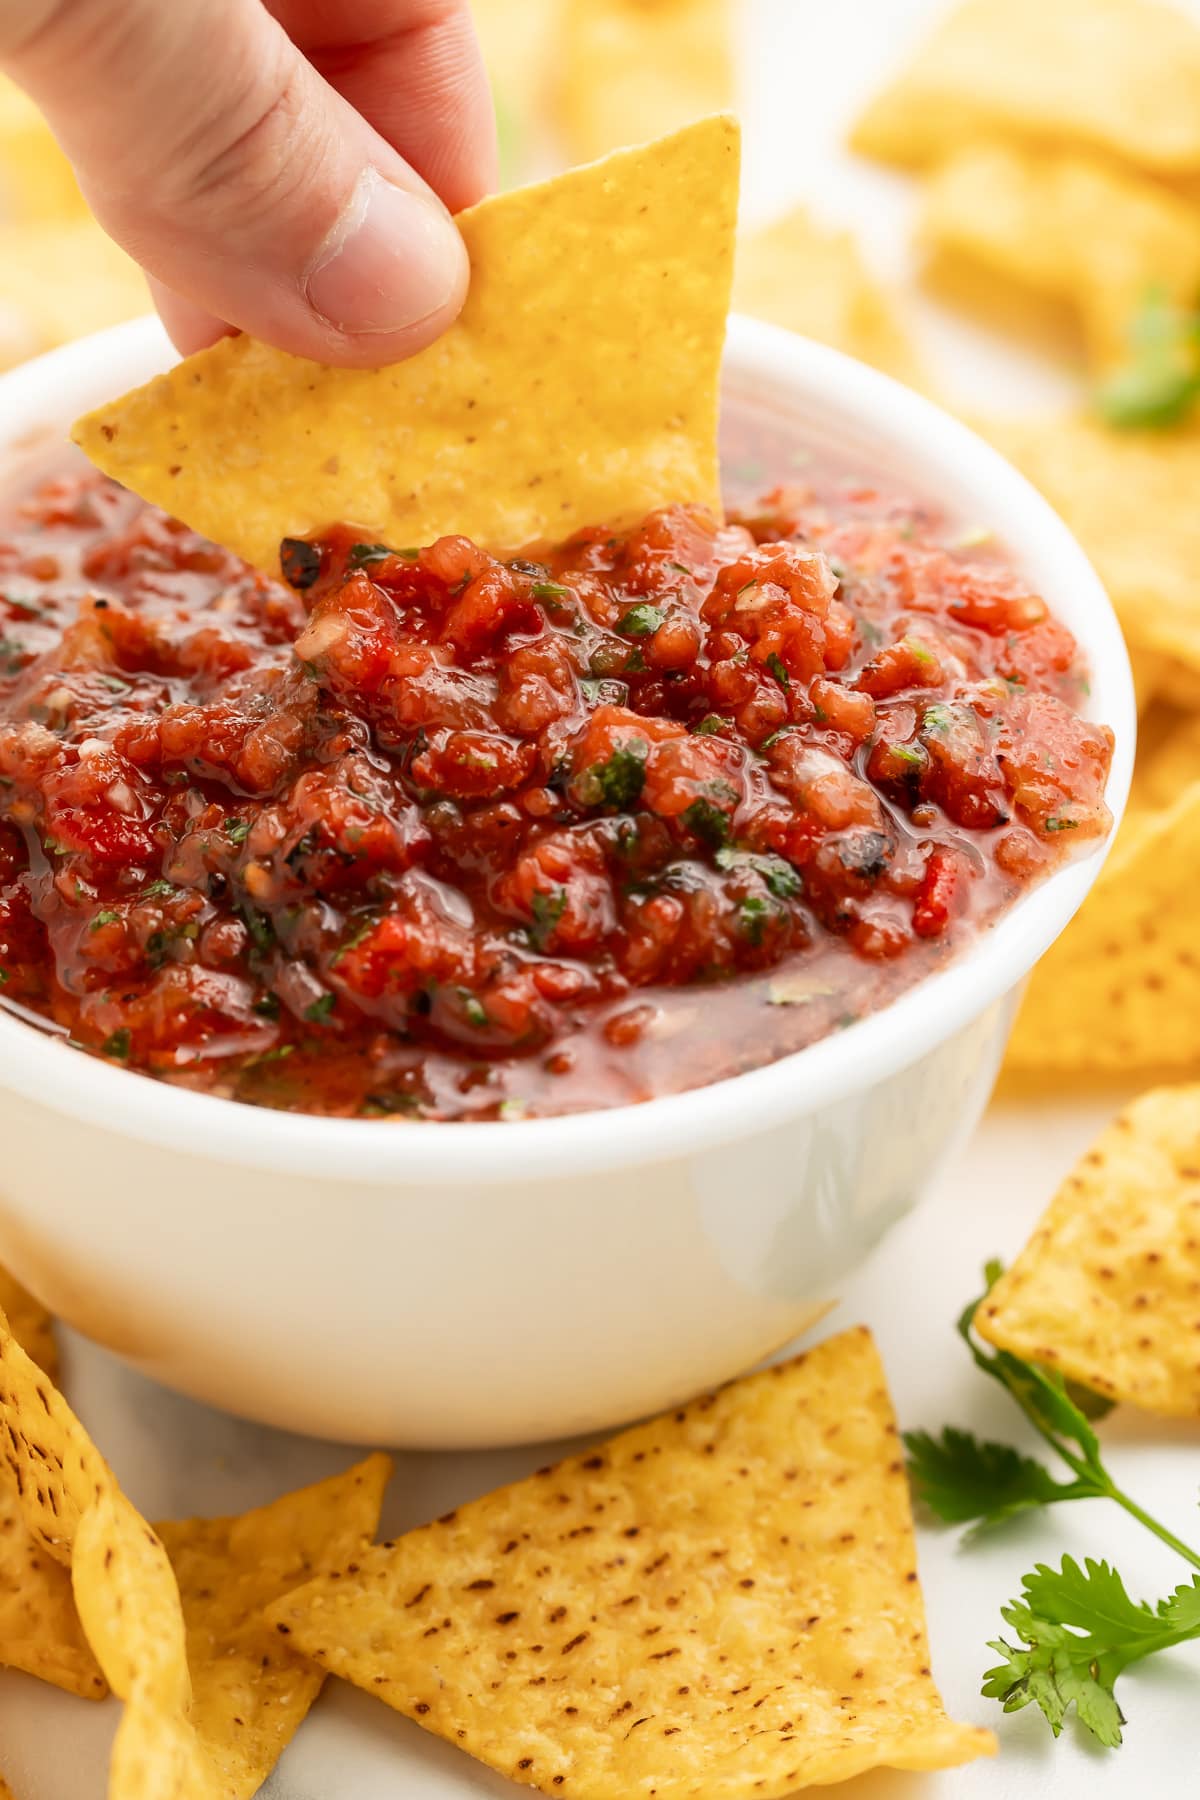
[919,143,1200,370]
[978,1086,1200,1416]
[1006,776,1200,1073]
[734,206,921,385]
[156,1454,392,1800]
[470,0,559,184]
[268,1328,994,1797]
[985,414,1200,682]
[0,75,84,220]
[557,0,733,165]
[0,1476,107,1699]
[851,0,1200,176]
[1128,706,1200,816]
[73,118,739,577]
[0,218,149,372]
[1,1307,390,1799]
[0,1263,57,1378]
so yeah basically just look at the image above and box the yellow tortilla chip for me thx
[851,0,1200,175]
[1,1306,390,1799]
[0,75,84,220]
[470,0,559,185]
[1006,776,1200,1073]
[734,206,921,385]
[0,1263,57,1379]
[156,1454,392,1799]
[268,1328,994,1796]
[919,143,1200,370]
[0,218,149,373]
[1128,706,1200,815]
[0,1775,14,1800]
[978,1086,1200,1416]
[73,118,739,577]
[557,0,733,165]
[0,1476,107,1699]
[985,414,1200,682]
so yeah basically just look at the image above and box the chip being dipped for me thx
[73,117,739,578]
[267,1328,994,1797]
[977,1087,1200,1416]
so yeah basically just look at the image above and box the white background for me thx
[3,2,1198,1795]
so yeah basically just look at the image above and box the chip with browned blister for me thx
[978,1087,1200,1417]
[267,1327,994,1798]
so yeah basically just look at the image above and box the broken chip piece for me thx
[267,1328,994,1797]
[978,1087,1200,1416]
[72,117,740,577]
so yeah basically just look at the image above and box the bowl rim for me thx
[0,313,1135,1185]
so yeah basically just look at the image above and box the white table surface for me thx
[4,2,1198,1795]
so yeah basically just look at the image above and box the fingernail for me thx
[304,168,466,336]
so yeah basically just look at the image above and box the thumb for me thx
[1,0,472,366]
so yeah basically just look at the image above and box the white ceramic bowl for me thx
[0,315,1134,1448]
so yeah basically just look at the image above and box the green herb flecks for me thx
[907,1264,1200,1748]
[347,542,400,569]
[528,887,567,951]
[90,909,121,931]
[580,741,648,811]
[617,604,667,638]
[225,817,250,846]
[765,651,791,693]
[304,993,336,1025]
[682,787,737,852]
[458,990,490,1030]
[100,1028,131,1060]
[715,846,801,900]
[691,714,730,737]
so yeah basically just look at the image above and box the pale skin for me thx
[0,0,497,364]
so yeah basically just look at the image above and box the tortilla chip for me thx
[268,1328,994,1796]
[985,414,1200,682]
[557,0,733,165]
[0,1775,13,1800]
[851,0,1200,175]
[1134,649,1200,714]
[919,143,1200,370]
[1128,706,1200,815]
[0,1476,107,1699]
[978,1086,1200,1415]
[156,1454,392,1800]
[73,118,739,577]
[0,76,84,220]
[1006,776,1200,1073]
[0,1306,390,1799]
[0,218,149,372]
[733,207,920,385]
[0,1263,57,1379]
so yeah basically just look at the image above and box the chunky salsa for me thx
[0,438,1112,1119]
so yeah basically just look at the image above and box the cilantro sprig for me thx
[906,1263,1200,1747]
[1094,287,1200,430]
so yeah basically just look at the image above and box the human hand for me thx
[0,0,497,365]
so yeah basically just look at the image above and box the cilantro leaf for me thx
[528,887,566,950]
[983,1556,1200,1748]
[904,1427,1084,1531]
[1094,287,1200,430]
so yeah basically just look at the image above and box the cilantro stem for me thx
[1104,1488,1200,1574]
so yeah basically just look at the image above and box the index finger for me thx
[268,0,498,211]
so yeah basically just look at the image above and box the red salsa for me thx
[0,444,1112,1119]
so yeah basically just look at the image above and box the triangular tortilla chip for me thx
[734,206,920,384]
[1006,778,1200,1073]
[984,414,1200,683]
[978,1086,1200,1416]
[918,143,1200,370]
[156,1455,392,1799]
[851,0,1200,175]
[0,1476,107,1698]
[557,0,733,165]
[0,1307,390,1800]
[268,1328,994,1797]
[73,118,739,577]
[0,1263,57,1380]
